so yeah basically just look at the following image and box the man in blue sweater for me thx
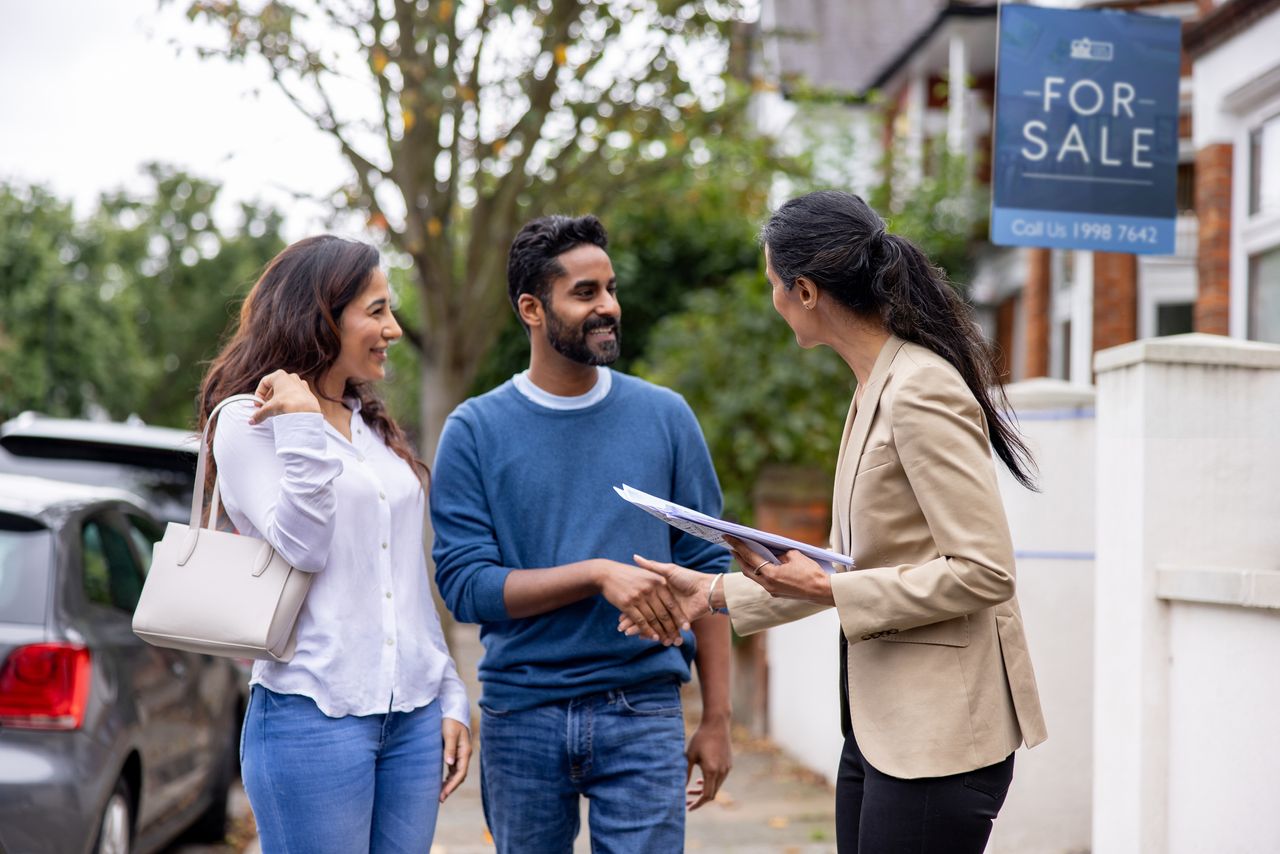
[431,214,732,852]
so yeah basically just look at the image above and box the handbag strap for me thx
[190,394,264,531]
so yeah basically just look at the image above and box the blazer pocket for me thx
[881,615,970,648]
[856,443,897,475]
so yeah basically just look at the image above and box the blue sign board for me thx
[990,5,1181,254]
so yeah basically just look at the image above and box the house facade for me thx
[759,0,1279,383]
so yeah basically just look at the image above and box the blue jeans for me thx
[240,686,443,854]
[480,679,687,854]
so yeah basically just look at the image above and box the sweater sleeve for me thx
[668,398,733,576]
[211,401,343,573]
[430,412,514,624]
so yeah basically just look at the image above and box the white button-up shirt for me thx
[212,398,469,724]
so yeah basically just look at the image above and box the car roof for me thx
[0,472,148,519]
[0,413,197,454]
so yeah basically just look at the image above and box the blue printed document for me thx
[613,484,854,574]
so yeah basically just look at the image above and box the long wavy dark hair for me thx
[761,190,1038,490]
[198,235,426,496]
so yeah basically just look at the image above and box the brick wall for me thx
[1022,248,1052,378]
[1093,252,1139,353]
[995,294,1017,382]
[1195,143,1233,334]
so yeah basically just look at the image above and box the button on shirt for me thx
[213,398,468,724]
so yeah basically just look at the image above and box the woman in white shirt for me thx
[197,235,471,853]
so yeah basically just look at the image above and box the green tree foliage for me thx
[0,169,286,427]
[181,0,757,454]
[637,268,852,523]
[0,185,152,419]
[96,164,286,427]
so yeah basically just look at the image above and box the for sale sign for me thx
[990,5,1181,254]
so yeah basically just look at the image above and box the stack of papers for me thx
[613,484,854,574]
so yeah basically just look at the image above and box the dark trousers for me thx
[834,732,1015,854]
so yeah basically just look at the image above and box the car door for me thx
[76,510,201,826]
[119,511,231,800]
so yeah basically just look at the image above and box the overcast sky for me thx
[1,0,357,239]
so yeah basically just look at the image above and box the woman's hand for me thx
[248,369,322,425]
[617,556,714,637]
[440,717,472,803]
[727,536,835,605]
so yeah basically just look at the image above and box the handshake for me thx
[608,535,836,644]
[599,555,719,647]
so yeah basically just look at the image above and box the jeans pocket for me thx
[616,683,682,717]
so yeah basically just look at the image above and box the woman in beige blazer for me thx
[630,191,1047,853]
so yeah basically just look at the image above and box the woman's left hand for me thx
[440,718,472,803]
[724,536,835,605]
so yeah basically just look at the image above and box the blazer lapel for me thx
[833,336,906,556]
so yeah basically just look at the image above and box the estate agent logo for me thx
[991,6,1181,254]
[1070,38,1114,62]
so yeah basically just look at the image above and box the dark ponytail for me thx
[762,190,1038,491]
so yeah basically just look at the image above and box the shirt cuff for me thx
[270,412,328,454]
[440,687,471,729]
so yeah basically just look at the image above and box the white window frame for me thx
[1227,67,1280,339]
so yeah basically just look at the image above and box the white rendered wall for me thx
[1192,10,1280,149]
[988,380,1096,854]
[1092,333,1280,854]
[1166,603,1280,854]
[766,608,843,785]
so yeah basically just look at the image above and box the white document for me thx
[613,484,854,574]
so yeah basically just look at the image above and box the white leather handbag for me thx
[132,394,313,661]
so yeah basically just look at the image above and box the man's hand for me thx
[440,718,472,803]
[617,556,715,638]
[594,559,691,646]
[685,717,733,810]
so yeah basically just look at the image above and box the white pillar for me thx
[903,71,926,189]
[988,379,1096,854]
[1071,250,1094,384]
[1092,334,1280,854]
[947,33,967,155]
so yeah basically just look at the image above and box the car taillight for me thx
[0,643,92,730]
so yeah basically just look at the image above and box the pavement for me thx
[172,623,837,854]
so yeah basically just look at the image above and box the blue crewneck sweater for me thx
[430,371,730,711]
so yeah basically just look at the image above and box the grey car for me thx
[0,474,243,854]
[0,413,199,524]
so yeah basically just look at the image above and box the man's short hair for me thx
[506,215,609,325]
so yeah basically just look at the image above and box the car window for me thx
[0,512,53,625]
[81,517,145,614]
[124,513,165,573]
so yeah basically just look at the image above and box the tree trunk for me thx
[419,355,470,469]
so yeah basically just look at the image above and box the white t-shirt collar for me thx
[512,367,612,410]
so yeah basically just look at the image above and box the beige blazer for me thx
[723,336,1047,779]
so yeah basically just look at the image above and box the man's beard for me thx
[545,304,621,366]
